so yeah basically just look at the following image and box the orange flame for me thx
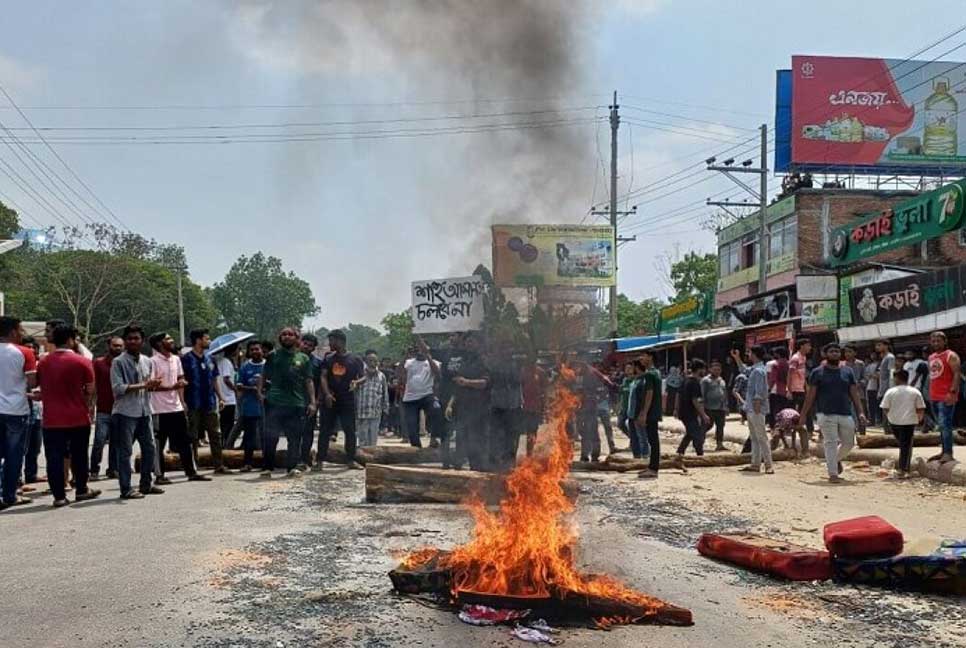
[428,366,667,619]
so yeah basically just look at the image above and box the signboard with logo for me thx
[849,266,966,326]
[788,55,966,175]
[658,293,713,331]
[719,291,791,328]
[411,276,487,334]
[800,300,838,332]
[828,179,966,266]
[745,322,796,349]
[492,224,615,287]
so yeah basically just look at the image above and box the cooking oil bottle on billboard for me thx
[923,77,958,156]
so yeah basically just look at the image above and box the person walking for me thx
[90,336,123,481]
[260,327,317,478]
[927,330,960,464]
[634,351,662,479]
[149,332,208,485]
[801,343,868,483]
[111,325,163,499]
[36,324,101,507]
[317,329,365,470]
[235,340,266,471]
[788,338,813,441]
[0,316,38,510]
[674,359,711,465]
[355,349,389,449]
[702,360,728,452]
[182,329,229,474]
[398,338,442,449]
[741,345,774,475]
[297,333,323,471]
[875,339,896,432]
[880,369,926,479]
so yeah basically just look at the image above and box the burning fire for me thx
[406,365,671,624]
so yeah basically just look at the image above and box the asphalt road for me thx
[3,444,965,648]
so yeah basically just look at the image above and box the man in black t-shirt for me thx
[317,329,366,469]
[675,359,711,464]
[443,333,490,470]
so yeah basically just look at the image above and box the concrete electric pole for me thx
[609,91,619,335]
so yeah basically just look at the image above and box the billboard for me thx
[492,224,615,287]
[781,55,966,174]
[411,276,486,334]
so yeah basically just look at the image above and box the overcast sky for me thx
[0,0,957,329]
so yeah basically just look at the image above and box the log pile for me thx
[856,431,966,449]
[572,448,797,473]
[365,464,579,504]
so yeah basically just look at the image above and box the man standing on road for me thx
[398,338,442,449]
[355,349,389,449]
[844,345,867,434]
[488,346,525,471]
[235,340,266,471]
[880,369,926,479]
[260,327,317,478]
[742,345,773,475]
[318,329,365,470]
[0,316,38,510]
[927,331,960,464]
[635,350,662,479]
[182,329,229,474]
[443,333,490,470]
[90,336,123,481]
[297,333,323,471]
[903,347,933,433]
[150,332,208,485]
[801,343,868,483]
[214,346,238,458]
[702,360,728,452]
[37,324,101,507]
[111,325,163,499]
[788,339,812,442]
[674,359,711,465]
[875,339,896,433]
[617,362,641,458]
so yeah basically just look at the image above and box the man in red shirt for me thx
[90,336,123,480]
[520,355,548,456]
[37,324,101,507]
[928,330,960,464]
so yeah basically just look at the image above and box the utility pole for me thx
[609,90,619,335]
[706,123,769,294]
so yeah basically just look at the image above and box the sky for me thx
[0,0,960,330]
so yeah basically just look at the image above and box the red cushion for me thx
[823,516,904,559]
[697,533,832,581]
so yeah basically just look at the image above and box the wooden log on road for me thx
[365,464,579,504]
[327,443,441,465]
[572,448,797,472]
[856,431,966,449]
[138,447,308,471]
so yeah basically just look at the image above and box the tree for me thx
[210,252,319,339]
[669,252,717,302]
[0,200,22,284]
[615,294,664,337]
[380,310,414,359]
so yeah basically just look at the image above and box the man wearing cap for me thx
[317,329,366,470]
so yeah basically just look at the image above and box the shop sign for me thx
[849,266,966,325]
[658,292,713,331]
[796,275,838,301]
[828,178,966,266]
[719,291,791,328]
[800,300,838,331]
[718,265,758,291]
[767,252,797,275]
[745,322,795,348]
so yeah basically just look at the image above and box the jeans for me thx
[619,416,642,457]
[628,419,649,458]
[263,404,305,471]
[577,408,600,461]
[597,409,616,452]
[357,418,380,448]
[299,409,318,466]
[708,409,726,447]
[114,414,156,495]
[891,423,915,473]
[155,412,196,477]
[240,416,261,466]
[403,396,439,448]
[676,416,706,456]
[0,413,28,504]
[747,412,772,469]
[43,426,91,501]
[219,404,236,444]
[458,407,488,471]
[817,413,855,477]
[91,413,118,476]
[22,417,43,482]
[490,407,522,472]
[792,392,814,433]
[187,409,223,469]
[320,399,358,465]
[640,419,660,472]
[866,391,881,426]
[933,401,956,456]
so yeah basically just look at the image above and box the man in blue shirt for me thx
[741,345,773,474]
[181,328,231,474]
[235,340,265,472]
[801,342,867,483]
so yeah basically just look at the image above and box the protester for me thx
[150,332,208,484]
[674,359,711,465]
[235,340,266,471]
[767,347,790,429]
[443,333,490,471]
[664,364,683,414]
[927,331,960,464]
[111,325,163,499]
[317,329,365,470]
[574,360,605,463]
[593,363,618,457]
[880,369,926,479]
[297,333,323,471]
[801,343,867,484]
[0,316,38,510]
[399,338,442,449]
[20,336,43,487]
[875,339,896,432]
[730,350,750,426]
[741,345,774,475]
[844,345,867,434]
[356,349,389,449]
[865,351,880,426]
[182,329,229,473]
[487,346,525,471]
[616,362,641,458]
[520,354,548,457]
[771,407,806,455]
[633,351,661,479]
[214,345,238,457]
[90,336,123,481]
[788,338,813,438]
[44,319,94,360]
[904,347,933,432]
[701,360,728,452]
[36,324,101,507]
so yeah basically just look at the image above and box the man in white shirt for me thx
[0,316,38,509]
[397,338,442,448]
[214,347,238,454]
[879,369,926,479]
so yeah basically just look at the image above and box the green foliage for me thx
[379,310,414,359]
[669,252,718,302]
[615,294,664,337]
[210,252,319,339]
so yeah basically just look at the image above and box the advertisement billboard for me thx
[492,224,615,287]
[411,276,486,334]
[785,55,966,174]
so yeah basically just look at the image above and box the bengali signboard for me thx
[828,179,966,267]
[800,300,838,332]
[411,276,486,334]
[790,55,966,174]
[745,323,796,349]
[849,266,966,326]
[658,293,713,331]
[492,224,615,287]
[535,286,599,305]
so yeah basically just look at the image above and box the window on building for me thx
[768,215,798,260]
[717,240,743,277]
[741,232,758,269]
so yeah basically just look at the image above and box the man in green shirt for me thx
[258,327,317,478]
[635,350,663,479]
